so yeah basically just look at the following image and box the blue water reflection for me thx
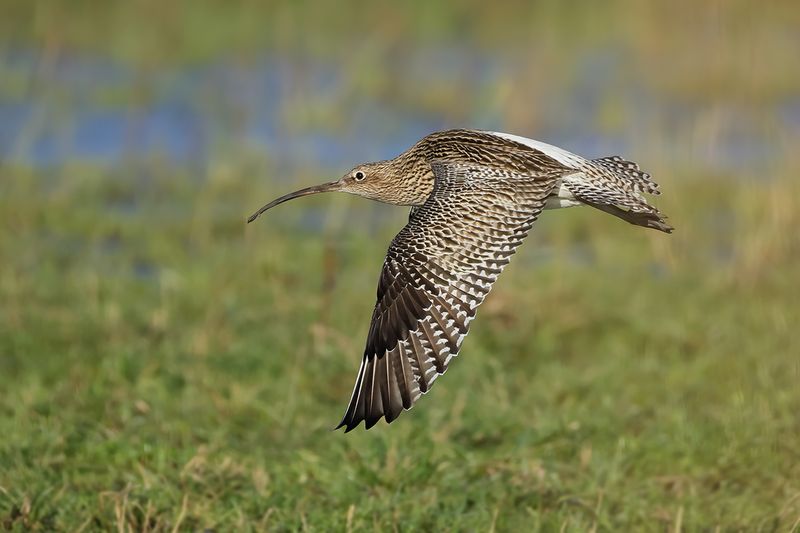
[0,47,792,174]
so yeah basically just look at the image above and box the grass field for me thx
[2,1,800,531]
[2,163,799,531]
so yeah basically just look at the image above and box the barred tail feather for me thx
[592,155,660,195]
[561,156,672,233]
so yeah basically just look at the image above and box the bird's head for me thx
[247,160,429,223]
[335,161,396,201]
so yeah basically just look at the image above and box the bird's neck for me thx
[386,148,435,206]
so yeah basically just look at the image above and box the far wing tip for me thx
[335,417,363,433]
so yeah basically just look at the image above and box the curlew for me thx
[248,129,672,432]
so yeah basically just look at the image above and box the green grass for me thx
[2,0,800,530]
[1,160,799,531]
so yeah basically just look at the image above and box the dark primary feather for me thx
[336,158,563,432]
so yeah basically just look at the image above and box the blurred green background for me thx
[1,1,799,531]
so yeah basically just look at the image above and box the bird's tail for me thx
[565,156,673,234]
[592,155,661,196]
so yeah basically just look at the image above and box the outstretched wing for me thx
[336,161,561,431]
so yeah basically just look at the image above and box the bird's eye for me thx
[354,171,365,181]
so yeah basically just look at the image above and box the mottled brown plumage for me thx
[247,129,672,431]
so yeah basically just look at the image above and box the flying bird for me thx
[248,129,671,432]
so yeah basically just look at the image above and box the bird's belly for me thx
[545,182,582,209]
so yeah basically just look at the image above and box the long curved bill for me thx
[247,181,341,223]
